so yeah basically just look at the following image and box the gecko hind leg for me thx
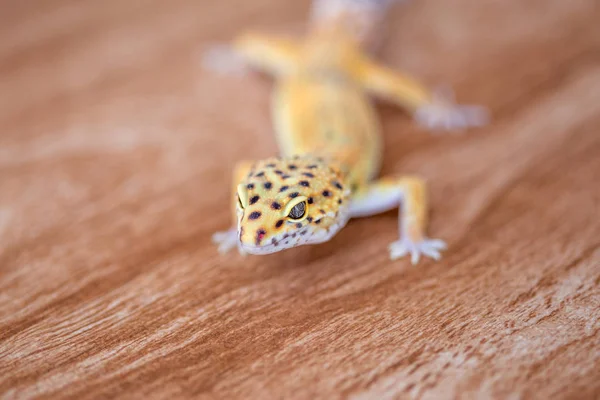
[202,32,301,77]
[358,58,489,131]
[202,44,250,77]
[414,86,489,132]
[349,175,446,264]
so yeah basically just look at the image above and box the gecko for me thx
[210,0,488,264]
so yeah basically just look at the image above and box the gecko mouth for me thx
[238,205,351,255]
[240,242,283,255]
[240,232,311,255]
[239,216,350,255]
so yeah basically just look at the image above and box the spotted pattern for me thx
[236,155,350,252]
[248,211,261,220]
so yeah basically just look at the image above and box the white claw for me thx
[427,238,448,250]
[411,250,420,265]
[212,228,239,254]
[415,87,490,132]
[388,237,447,265]
[421,246,441,260]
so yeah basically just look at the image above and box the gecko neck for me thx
[289,151,354,188]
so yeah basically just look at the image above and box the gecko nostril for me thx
[255,229,267,245]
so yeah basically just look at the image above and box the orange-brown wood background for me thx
[1,0,599,399]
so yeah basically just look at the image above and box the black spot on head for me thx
[274,170,283,175]
[271,201,281,210]
[271,238,278,246]
[333,181,343,190]
[246,183,254,189]
[249,195,260,205]
[307,217,313,223]
[275,220,284,228]
[303,172,315,178]
[281,174,290,179]
[320,209,326,214]
[288,164,297,170]
[308,197,314,204]
[255,171,265,177]
[295,223,302,229]
[338,199,343,204]
[264,182,272,190]
[299,180,310,187]
[266,163,276,168]
[248,211,261,220]
[292,233,297,238]
[289,192,299,198]
[307,165,318,169]
[300,230,307,235]
[255,228,266,245]
[279,185,289,192]
[314,219,322,224]
[322,190,331,197]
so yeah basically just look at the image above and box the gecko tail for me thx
[310,0,399,20]
[309,0,406,52]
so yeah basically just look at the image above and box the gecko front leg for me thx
[349,176,446,264]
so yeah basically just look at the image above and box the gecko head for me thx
[236,155,351,255]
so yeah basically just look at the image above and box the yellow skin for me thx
[211,0,487,264]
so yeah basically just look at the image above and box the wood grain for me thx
[1,0,599,399]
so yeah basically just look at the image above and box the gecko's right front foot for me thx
[212,228,244,255]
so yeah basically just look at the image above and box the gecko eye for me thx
[236,184,249,209]
[287,201,307,220]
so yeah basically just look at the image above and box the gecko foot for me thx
[201,44,249,77]
[388,237,447,265]
[415,87,489,131]
[212,228,244,255]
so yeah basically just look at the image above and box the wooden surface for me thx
[1,0,599,399]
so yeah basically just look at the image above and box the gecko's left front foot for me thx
[388,237,447,265]
[415,87,489,131]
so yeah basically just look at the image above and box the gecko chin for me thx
[239,218,348,255]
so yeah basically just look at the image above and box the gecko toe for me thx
[388,237,446,264]
[212,228,239,254]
